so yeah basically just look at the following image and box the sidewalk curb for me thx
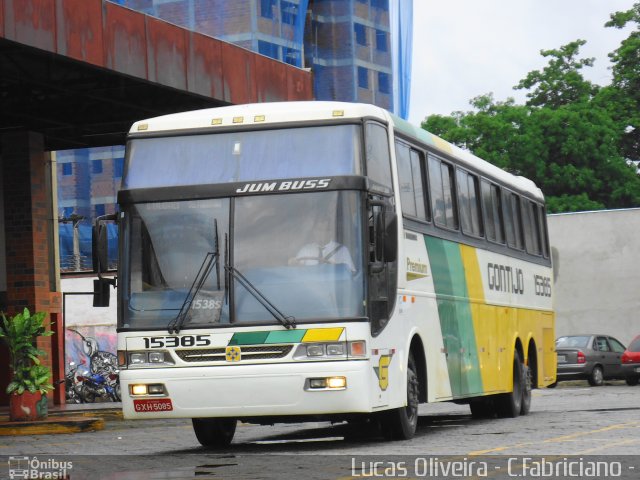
[0,416,105,436]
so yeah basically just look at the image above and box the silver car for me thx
[555,335,627,386]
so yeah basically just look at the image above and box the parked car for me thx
[555,334,627,386]
[621,335,640,386]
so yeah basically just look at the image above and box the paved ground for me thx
[1,382,639,479]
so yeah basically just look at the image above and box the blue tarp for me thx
[59,224,118,272]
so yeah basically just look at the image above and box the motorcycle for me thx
[77,369,121,403]
[58,361,83,404]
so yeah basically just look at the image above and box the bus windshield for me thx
[122,191,364,329]
[123,125,363,190]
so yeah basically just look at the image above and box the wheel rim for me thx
[594,368,603,384]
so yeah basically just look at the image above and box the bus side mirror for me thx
[92,214,118,307]
[92,223,109,274]
[93,278,111,307]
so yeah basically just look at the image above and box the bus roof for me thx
[130,101,543,201]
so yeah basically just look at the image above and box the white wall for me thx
[548,208,640,346]
[62,276,117,328]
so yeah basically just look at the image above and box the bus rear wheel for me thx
[494,351,524,418]
[192,418,237,448]
[380,353,419,440]
[520,364,532,416]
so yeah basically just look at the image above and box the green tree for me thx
[515,40,599,108]
[422,35,640,213]
[604,2,640,160]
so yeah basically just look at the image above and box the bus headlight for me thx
[126,351,175,368]
[129,353,147,365]
[293,341,366,360]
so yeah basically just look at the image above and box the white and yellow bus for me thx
[95,101,555,446]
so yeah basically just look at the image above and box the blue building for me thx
[58,0,413,271]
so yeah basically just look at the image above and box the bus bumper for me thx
[120,360,372,419]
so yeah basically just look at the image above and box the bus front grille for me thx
[175,345,293,362]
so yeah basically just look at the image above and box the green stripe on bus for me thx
[228,331,270,346]
[425,236,483,398]
[229,330,307,345]
[265,330,307,344]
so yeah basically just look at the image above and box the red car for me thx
[622,335,640,386]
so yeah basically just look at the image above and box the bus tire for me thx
[520,364,532,416]
[192,418,237,448]
[494,351,524,418]
[380,353,419,440]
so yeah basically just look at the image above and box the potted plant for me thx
[0,308,54,421]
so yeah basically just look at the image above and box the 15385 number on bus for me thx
[143,335,212,349]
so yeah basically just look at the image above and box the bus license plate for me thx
[133,398,173,412]
[557,355,566,363]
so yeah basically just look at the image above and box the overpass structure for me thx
[0,0,313,405]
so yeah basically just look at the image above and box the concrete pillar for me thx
[1,131,63,405]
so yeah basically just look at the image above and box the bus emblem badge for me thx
[226,346,241,362]
[374,354,393,391]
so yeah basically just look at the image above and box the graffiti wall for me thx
[62,277,119,403]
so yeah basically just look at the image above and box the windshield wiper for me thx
[168,220,220,334]
[225,263,296,330]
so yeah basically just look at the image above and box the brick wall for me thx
[1,131,63,405]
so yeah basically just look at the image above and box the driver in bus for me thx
[289,216,356,273]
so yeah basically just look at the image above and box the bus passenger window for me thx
[365,123,392,193]
[395,142,416,217]
[538,205,550,258]
[503,191,524,250]
[522,200,542,256]
[409,150,429,221]
[429,155,458,230]
[481,180,505,244]
[456,169,482,237]
[395,142,428,222]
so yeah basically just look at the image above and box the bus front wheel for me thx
[380,353,419,440]
[192,418,237,448]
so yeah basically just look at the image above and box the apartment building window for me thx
[91,159,103,174]
[354,23,367,46]
[358,67,369,89]
[114,157,124,178]
[281,1,296,25]
[258,41,279,59]
[378,72,390,94]
[376,30,387,52]
[62,163,72,175]
[372,0,389,10]
[260,0,276,18]
[283,47,300,66]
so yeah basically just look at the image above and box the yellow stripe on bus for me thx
[460,244,502,393]
[302,328,345,343]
